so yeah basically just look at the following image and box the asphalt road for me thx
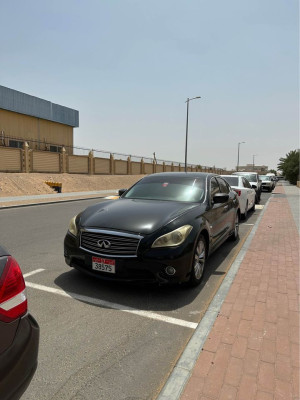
[0,192,271,400]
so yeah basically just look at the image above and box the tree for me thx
[268,169,277,175]
[277,149,299,185]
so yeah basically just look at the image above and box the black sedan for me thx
[64,173,240,286]
[0,245,39,400]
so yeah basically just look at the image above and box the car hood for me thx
[79,199,202,234]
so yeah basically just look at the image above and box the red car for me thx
[0,245,39,400]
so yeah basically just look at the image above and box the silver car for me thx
[259,175,274,192]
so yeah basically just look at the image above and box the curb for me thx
[0,196,108,210]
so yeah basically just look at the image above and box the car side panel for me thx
[247,189,256,210]
[205,204,227,249]
[0,314,39,400]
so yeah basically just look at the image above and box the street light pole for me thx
[237,141,245,171]
[184,96,201,172]
[253,154,257,171]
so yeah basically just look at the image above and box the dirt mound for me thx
[0,173,144,197]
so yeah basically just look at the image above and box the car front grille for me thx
[80,229,143,257]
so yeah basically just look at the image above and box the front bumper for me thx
[262,183,272,190]
[0,313,39,400]
[64,232,194,285]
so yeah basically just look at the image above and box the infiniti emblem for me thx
[97,240,111,249]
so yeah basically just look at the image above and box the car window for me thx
[242,177,250,188]
[210,177,220,201]
[244,174,258,182]
[246,179,252,188]
[233,173,258,182]
[217,177,230,194]
[124,177,206,202]
[260,175,270,181]
[222,176,239,186]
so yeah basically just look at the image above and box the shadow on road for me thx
[54,236,240,315]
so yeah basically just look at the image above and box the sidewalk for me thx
[178,182,299,400]
[0,189,118,208]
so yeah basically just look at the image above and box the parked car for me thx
[221,175,256,219]
[232,172,262,204]
[266,173,277,187]
[259,175,274,192]
[0,246,39,400]
[64,173,240,287]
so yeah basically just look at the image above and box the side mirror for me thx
[118,188,127,196]
[251,184,257,189]
[213,193,229,204]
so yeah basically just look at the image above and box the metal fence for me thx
[0,134,226,175]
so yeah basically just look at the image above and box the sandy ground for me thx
[0,173,145,197]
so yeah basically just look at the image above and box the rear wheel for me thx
[241,201,248,220]
[188,235,206,287]
[255,193,260,204]
[230,212,239,241]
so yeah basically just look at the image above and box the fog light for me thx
[165,266,176,276]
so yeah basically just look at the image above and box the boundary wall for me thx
[0,143,225,175]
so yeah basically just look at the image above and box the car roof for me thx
[142,172,220,180]
[232,171,258,175]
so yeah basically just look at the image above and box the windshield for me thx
[260,175,270,181]
[234,173,257,182]
[222,176,239,186]
[123,177,206,202]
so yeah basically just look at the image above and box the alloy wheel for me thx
[193,238,206,280]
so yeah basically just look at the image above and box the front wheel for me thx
[230,212,239,241]
[188,235,206,287]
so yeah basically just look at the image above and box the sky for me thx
[1,0,299,171]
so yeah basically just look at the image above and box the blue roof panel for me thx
[0,85,79,127]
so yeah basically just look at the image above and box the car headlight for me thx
[68,215,78,236]
[152,225,193,248]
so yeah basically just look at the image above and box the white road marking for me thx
[255,204,264,209]
[243,223,254,226]
[23,269,45,278]
[25,281,198,329]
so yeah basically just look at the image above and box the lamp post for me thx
[237,141,245,171]
[184,96,201,172]
[252,154,257,171]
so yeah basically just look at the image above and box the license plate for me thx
[92,257,115,273]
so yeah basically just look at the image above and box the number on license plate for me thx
[92,257,115,273]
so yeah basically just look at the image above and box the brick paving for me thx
[181,184,299,400]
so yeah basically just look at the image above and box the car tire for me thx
[230,212,239,241]
[188,234,206,287]
[250,202,255,212]
[241,201,248,220]
[255,193,260,204]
